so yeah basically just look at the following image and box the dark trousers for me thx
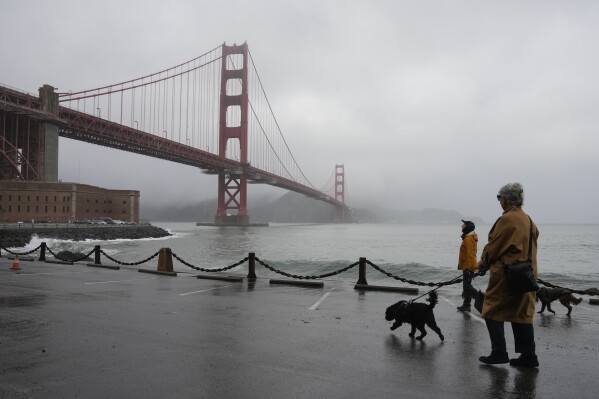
[461,271,474,306]
[485,319,536,356]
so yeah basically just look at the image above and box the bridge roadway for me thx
[1,258,598,398]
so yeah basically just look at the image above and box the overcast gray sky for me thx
[2,0,598,223]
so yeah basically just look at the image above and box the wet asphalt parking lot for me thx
[1,258,599,398]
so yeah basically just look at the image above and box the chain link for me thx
[1,245,43,256]
[171,252,248,272]
[254,256,360,280]
[100,249,160,266]
[44,246,97,263]
[366,260,464,287]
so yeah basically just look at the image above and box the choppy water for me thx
[13,222,599,292]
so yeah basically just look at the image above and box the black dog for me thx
[385,291,444,341]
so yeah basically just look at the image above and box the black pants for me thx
[485,318,536,356]
[461,271,474,305]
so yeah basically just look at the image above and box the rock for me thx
[0,225,171,248]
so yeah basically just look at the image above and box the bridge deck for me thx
[1,258,598,398]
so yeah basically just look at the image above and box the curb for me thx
[196,274,243,282]
[138,268,177,277]
[270,279,324,288]
[354,284,419,294]
[87,263,120,270]
[45,259,74,265]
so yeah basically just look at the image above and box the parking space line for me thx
[12,270,92,276]
[309,288,335,310]
[85,277,158,285]
[179,283,239,296]
[440,296,485,325]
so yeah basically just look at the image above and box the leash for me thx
[409,273,465,303]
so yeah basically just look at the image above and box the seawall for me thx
[0,225,171,248]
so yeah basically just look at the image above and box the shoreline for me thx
[0,224,171,248]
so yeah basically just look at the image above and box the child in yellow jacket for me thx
[457,220,478,311]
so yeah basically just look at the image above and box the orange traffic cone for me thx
[11,254,21,271]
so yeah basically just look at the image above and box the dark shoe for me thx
[479,352,509,365]
[509,355,539,368]
[457,305,471,312]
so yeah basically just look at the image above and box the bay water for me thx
[19,222,599,294]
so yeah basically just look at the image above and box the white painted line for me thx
[440,295,485,325]
[309,288,335,310]
[14,270,92,276]
[85,277,157,285]
[179,283,238,296]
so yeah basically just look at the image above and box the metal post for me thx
[247,252,257,280]
[94,245,101,265]
[357,257,368,285]
[39,242,46,261]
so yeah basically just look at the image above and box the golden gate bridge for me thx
[0,42,348,225]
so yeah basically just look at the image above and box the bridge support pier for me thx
[39,85,59,182]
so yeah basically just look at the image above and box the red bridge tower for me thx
[215,43,250,226]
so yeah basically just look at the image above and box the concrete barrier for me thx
[196,274,243,282]
[354,284,419,294]
[270,279,324,288]
[87,263,120,270]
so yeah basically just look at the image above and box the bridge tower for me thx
[214,43,250,226]
[0,85,59,182]
[334,164,346,222]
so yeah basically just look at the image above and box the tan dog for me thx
[536,287,582,316]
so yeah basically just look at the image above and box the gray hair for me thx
[498,182,524,207]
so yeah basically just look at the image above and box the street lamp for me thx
[163,131,167,138]
[97,108,101,118]
[134,121,138,129]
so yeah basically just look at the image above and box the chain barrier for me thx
[366,260,464,288]
[2,242,598,296]
[99,249,160,266]
[254,256,360,280]
[45,246,96,263]
[1,245,43,256]
[171,252,248,272]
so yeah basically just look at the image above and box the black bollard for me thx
[39,242,46,262]
[356,257,368,285]
[248,252,257,280]
[94,245,101,265]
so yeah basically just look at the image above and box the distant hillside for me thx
[141,192,484,224]
[141,191,336,223]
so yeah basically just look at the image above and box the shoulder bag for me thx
[501,216,539,294]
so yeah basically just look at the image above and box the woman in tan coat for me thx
[477,182,539,368]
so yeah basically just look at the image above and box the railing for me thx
[2,243,598,298]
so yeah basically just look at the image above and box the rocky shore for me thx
[0,225,171,248]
